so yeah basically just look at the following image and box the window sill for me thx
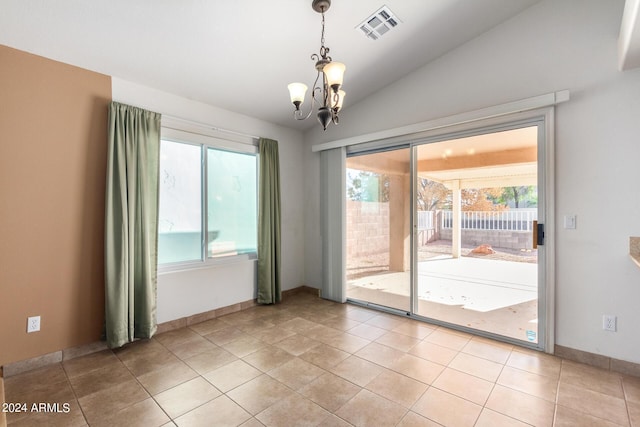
[158,252,258,275]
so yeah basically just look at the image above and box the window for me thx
[158,128,258,268]
[206,147,257,258]
[158,140,202,264]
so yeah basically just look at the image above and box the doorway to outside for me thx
[346,147,411,313]
[346,123,543,347]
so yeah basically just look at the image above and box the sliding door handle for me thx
[533,221,544,248]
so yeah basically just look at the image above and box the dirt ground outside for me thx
[419,240,538,263]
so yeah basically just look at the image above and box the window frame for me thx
[158,125,259,274]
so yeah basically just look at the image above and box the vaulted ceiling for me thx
[1,1,637,131]
[0,0,541,130]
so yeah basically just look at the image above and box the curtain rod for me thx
[162,114,260,141]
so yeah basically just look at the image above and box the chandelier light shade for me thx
[323,61,346,90]
[287,83,308,108]
[288,0,346,130]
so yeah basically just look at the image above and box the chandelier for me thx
[287,0,346,131]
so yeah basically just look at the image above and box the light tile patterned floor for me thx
[4,292,640,426]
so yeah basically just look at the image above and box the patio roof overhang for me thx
[346,126,538,189]
[418,162,537,189]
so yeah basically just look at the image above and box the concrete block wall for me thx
[438,229,533,250]
[346,200,390,258]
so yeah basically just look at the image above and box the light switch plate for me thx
[564,214,577,229]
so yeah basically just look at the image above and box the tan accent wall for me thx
[0,45,111,367]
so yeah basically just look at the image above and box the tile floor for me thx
[4,292,640,426]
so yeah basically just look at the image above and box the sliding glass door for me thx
[345,148,411,313]
[414,124,542,344]
[344,118,548,349]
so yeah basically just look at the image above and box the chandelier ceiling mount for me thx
[311,0,331,14]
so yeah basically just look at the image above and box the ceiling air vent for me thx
[358,5,400,41]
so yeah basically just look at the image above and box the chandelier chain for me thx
[321,11,326,49]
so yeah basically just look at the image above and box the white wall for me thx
[112,78,305,322]
[304,0,640,363]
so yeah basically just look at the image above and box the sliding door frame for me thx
[342,107,555,352]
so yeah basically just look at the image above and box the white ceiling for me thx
[0,0,591,132]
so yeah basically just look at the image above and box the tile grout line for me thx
[619,373,633,427]
[198,310,391,425]
[5,294,636,426]
[113,343,176,425]
[134,330,266,425]
[551,359,564,426]
[59,361,88,426]
[178,329,341,425]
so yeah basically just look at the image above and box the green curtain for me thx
[257,138,282,304]
[105,101,161,348]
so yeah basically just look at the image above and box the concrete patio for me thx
[347,256,539,343]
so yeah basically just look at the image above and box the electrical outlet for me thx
[603,315,617,332]
[27,316,40,333]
